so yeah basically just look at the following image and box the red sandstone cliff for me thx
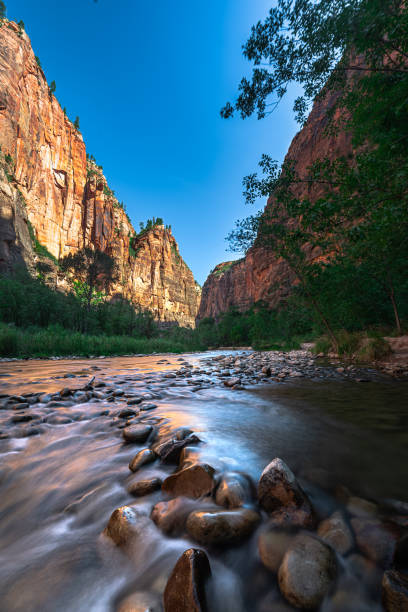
[0,21,200,327]
[198,88,352,320]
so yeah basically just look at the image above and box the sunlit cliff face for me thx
[0,21,201,327]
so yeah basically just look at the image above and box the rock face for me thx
[198,87,352,320]
[0,21,200,326]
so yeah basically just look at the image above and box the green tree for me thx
[49,80,56,97]
[224,0,408,340]
[0,2,6,20]
[74,116,80,130]
[60,247,118,331]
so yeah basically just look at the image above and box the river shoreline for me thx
[0,351,407,611]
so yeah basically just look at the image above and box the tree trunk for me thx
[389,281,402,335]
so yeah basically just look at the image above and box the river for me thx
[0,351,406,611]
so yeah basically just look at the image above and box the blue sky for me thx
[7,0,299,284]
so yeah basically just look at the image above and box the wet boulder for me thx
[129,448,156,472]
[382,569,408,611]
[123,424,153,443]
[278,534,337,609]
[156,435,201,464]
[186,508,260,546]
[151,497,217,536]
[127,477,162,497]
[257,458,314,527]
[163,548,211,612]
[162,464,215,499]
[104,505,150,547]
[215,472,252,509]
[317,511,354,555]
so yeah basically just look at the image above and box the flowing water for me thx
[0,352,407,611]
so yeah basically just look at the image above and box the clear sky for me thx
[6,0,299,285]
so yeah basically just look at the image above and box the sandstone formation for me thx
[0,21,200,326]
[198,87,352,320]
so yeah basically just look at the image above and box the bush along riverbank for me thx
[0,272,406,363]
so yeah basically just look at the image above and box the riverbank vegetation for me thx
[223,0,408,352]
[0,270,400,359]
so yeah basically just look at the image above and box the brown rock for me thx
[151,497,211,536]
[104,505,150,547]
[317,511,354,555]
[215,473,252,509]
[351,518,399,567]
[278,534,337,609]
[382,570,408,611]
[258,529,294,573]
[186,508,260,546]
[257,458,314,526]
[123,424,153,443]
[127,477,162,497]
[163,548,211,612]
[156,435,200,464]
[129,448,156,472]
[162,464,215,499]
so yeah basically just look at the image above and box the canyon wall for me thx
[0,21,200,327]
[199,88,352,320]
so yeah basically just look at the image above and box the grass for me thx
[313,330,392,361]
[0,324,194,359]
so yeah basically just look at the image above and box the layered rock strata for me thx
[198,89,352,320]
[0,21,200,326]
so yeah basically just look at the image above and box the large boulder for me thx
[104,505,150,547]
[186,508,260,546]
[162,464,215,499]
[382,569,408,611]
[278,534,337,609]
[163,548,211,612]
[257,458,314,527]
[317,511,354,555]
[215,472,252,509]
[123,424,153,443]
[129,448,156,472]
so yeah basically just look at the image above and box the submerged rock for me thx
[351,518,398,567]
[163,548,211,612]
[162,464,215,499]
[278,534,337,609]
[258,529,294,573]
[186,508,260,546]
